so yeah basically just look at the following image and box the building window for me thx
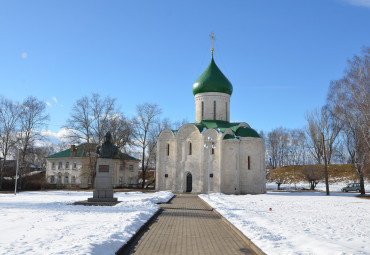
[65,162,69,169]
[189,142,192,155]
[57,173,62,184]
[71,176,76,184]
[201,101,204,119]
[211,143,215,155]
[129,165,134,171]
[226,102,228,120]
[52,162,55,170]
[248,156,251,170]
[58,162,62,169]
[88,177,92,185]
[167,144,170,156]
[129,177,133,184]
[120,164,124,171]
[119,177,123,185]
[73,162,77,169]
[65,175,69,184]
[50,176,55,183]
[213,101,216,120]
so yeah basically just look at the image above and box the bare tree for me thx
[305,107,341,164]
[65,94,119,187]
[132,103,162,189]
[299,165,325,190]
[17,96,49,188]
[266,167,292,190]
[106,112,132,151]
[0,97,21,189]
[90,94,116,145]
[266,127,289,168]
[327,47,370,195]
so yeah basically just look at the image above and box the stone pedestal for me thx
[88,158,117,202]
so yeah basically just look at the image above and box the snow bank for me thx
[0,191,173,255]
[200,192,370,255]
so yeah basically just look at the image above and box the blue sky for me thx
[1,0,370,135]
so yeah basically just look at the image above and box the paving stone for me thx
[125,194,256,255]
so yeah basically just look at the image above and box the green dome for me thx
[192,56,233,95]
[235,126,261,138]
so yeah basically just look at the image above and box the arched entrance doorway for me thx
[186,173,192,192]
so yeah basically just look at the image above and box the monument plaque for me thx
[99,165,109,173]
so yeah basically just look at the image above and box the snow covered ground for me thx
[200,192,370,255]
[267,181,370,192]
[0,191,173,255]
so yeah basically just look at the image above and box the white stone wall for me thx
[156,124,266,195]
[195,92,230,121]
[239,138,266,194]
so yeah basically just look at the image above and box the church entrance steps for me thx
[118,194,260,255]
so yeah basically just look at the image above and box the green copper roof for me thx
[235,126,261,138]
[223,134,236,140]
[193,120,261,138]
[194,120,240,133]
[46,143,92,158]
[192,56,233,96]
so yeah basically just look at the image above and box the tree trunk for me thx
[141,147,146,189]
[359,172,365,195]
[277,183,281,190]
[0,160,4,189]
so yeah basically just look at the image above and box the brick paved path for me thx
[123,194,256,255]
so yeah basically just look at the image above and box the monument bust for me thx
[96,132,118,158]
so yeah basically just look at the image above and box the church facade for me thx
[156,52,266,194]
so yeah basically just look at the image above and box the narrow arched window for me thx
[211,143,215,155]
[226,102,228,120]
[201,101,204,119]
[213,101,216,120]
[248,156,251,170]
[167,144,170,156]
[189,142,192,155]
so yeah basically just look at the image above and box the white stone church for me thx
[156,51,266,194]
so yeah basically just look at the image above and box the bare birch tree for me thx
[327,47,370,194]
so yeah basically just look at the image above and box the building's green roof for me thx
[193,120,261,138]
[46,143,140,161]
[235,126,261,138]
[223,134,236,140]
[192,56,233,96]
[46,144,91,158]
[194,120,240,133]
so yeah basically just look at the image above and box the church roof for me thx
[192,56,233,96]
[193,120,261,138]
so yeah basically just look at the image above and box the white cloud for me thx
[36,128,81,148]
[45,101,51,107]
[52,97,58,104]
[342,0,370,8]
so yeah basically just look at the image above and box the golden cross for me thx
[209,31,216,52]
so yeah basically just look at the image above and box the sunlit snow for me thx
[200,191,370,255]
[0,191,173,255]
